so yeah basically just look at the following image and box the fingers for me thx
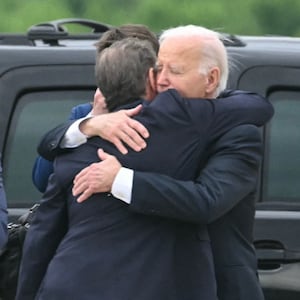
[72,168,88,197]
[117,126,147,152]
[97,148,104,158]
[127,118,149,139]
[97,148,109,160]
[72,166,99,203]
[110,138,129,155]
[124,106,149,138]
[72,149,121,203]
[125,104,143,117]
[108,119,149,154]
[76,188,93,203]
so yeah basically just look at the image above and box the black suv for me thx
[1,19,300,300]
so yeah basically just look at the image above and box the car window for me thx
[264,91,300,203]
[3,90,94,208]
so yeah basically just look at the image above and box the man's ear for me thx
[146,68,157,100]
[205,67,220,95]
[148,68,157,92]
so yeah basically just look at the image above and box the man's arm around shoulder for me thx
[130,124,263,223]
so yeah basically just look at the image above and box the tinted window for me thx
[3,90,94,207]
[264,91,300,202]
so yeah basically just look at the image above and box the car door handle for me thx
[255,240,285,260]
[256,248,285,260]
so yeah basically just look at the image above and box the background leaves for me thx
[0,0,299,36]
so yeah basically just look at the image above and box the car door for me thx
[237,65,300,300]
[0,60,96,221]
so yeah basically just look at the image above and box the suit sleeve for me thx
[37,120,75,161]
[209,90,274,137]
[0,158,7,250]
[186,90,274,139]
[16,173,68,300]
[130,124,263,224]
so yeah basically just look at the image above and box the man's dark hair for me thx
[95,37,156,111]
[95,24,159,54]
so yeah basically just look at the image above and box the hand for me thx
[73,149,122,203]
[90,88,108,115]
[80,105,149,154]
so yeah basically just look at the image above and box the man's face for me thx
[155,36,209,98]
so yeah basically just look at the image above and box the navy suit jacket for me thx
[130,124,266,300]
[18,90,273,299]
[0,154,7,250]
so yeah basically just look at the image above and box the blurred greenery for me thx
[1,0,300,36]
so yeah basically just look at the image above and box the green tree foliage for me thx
[0,0,72,32]
[0,0,298,37]
[252,0,300,36]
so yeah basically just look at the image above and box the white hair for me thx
[159,25,228,96]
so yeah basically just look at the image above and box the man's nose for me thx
[156,69,170,90]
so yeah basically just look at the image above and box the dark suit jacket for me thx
[18,90,273,299]
[130,124,266,300]
[0,154,7,250]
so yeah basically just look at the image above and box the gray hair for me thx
[95,37,156,111]
[159,25,228,96]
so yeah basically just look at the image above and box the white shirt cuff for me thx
[60,116,91,148]
[111,167,133,204]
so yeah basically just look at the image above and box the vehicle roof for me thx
[1,18,300,75]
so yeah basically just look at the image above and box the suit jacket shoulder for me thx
[130,124,262,223]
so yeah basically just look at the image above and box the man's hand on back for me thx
[73,149,122,203]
